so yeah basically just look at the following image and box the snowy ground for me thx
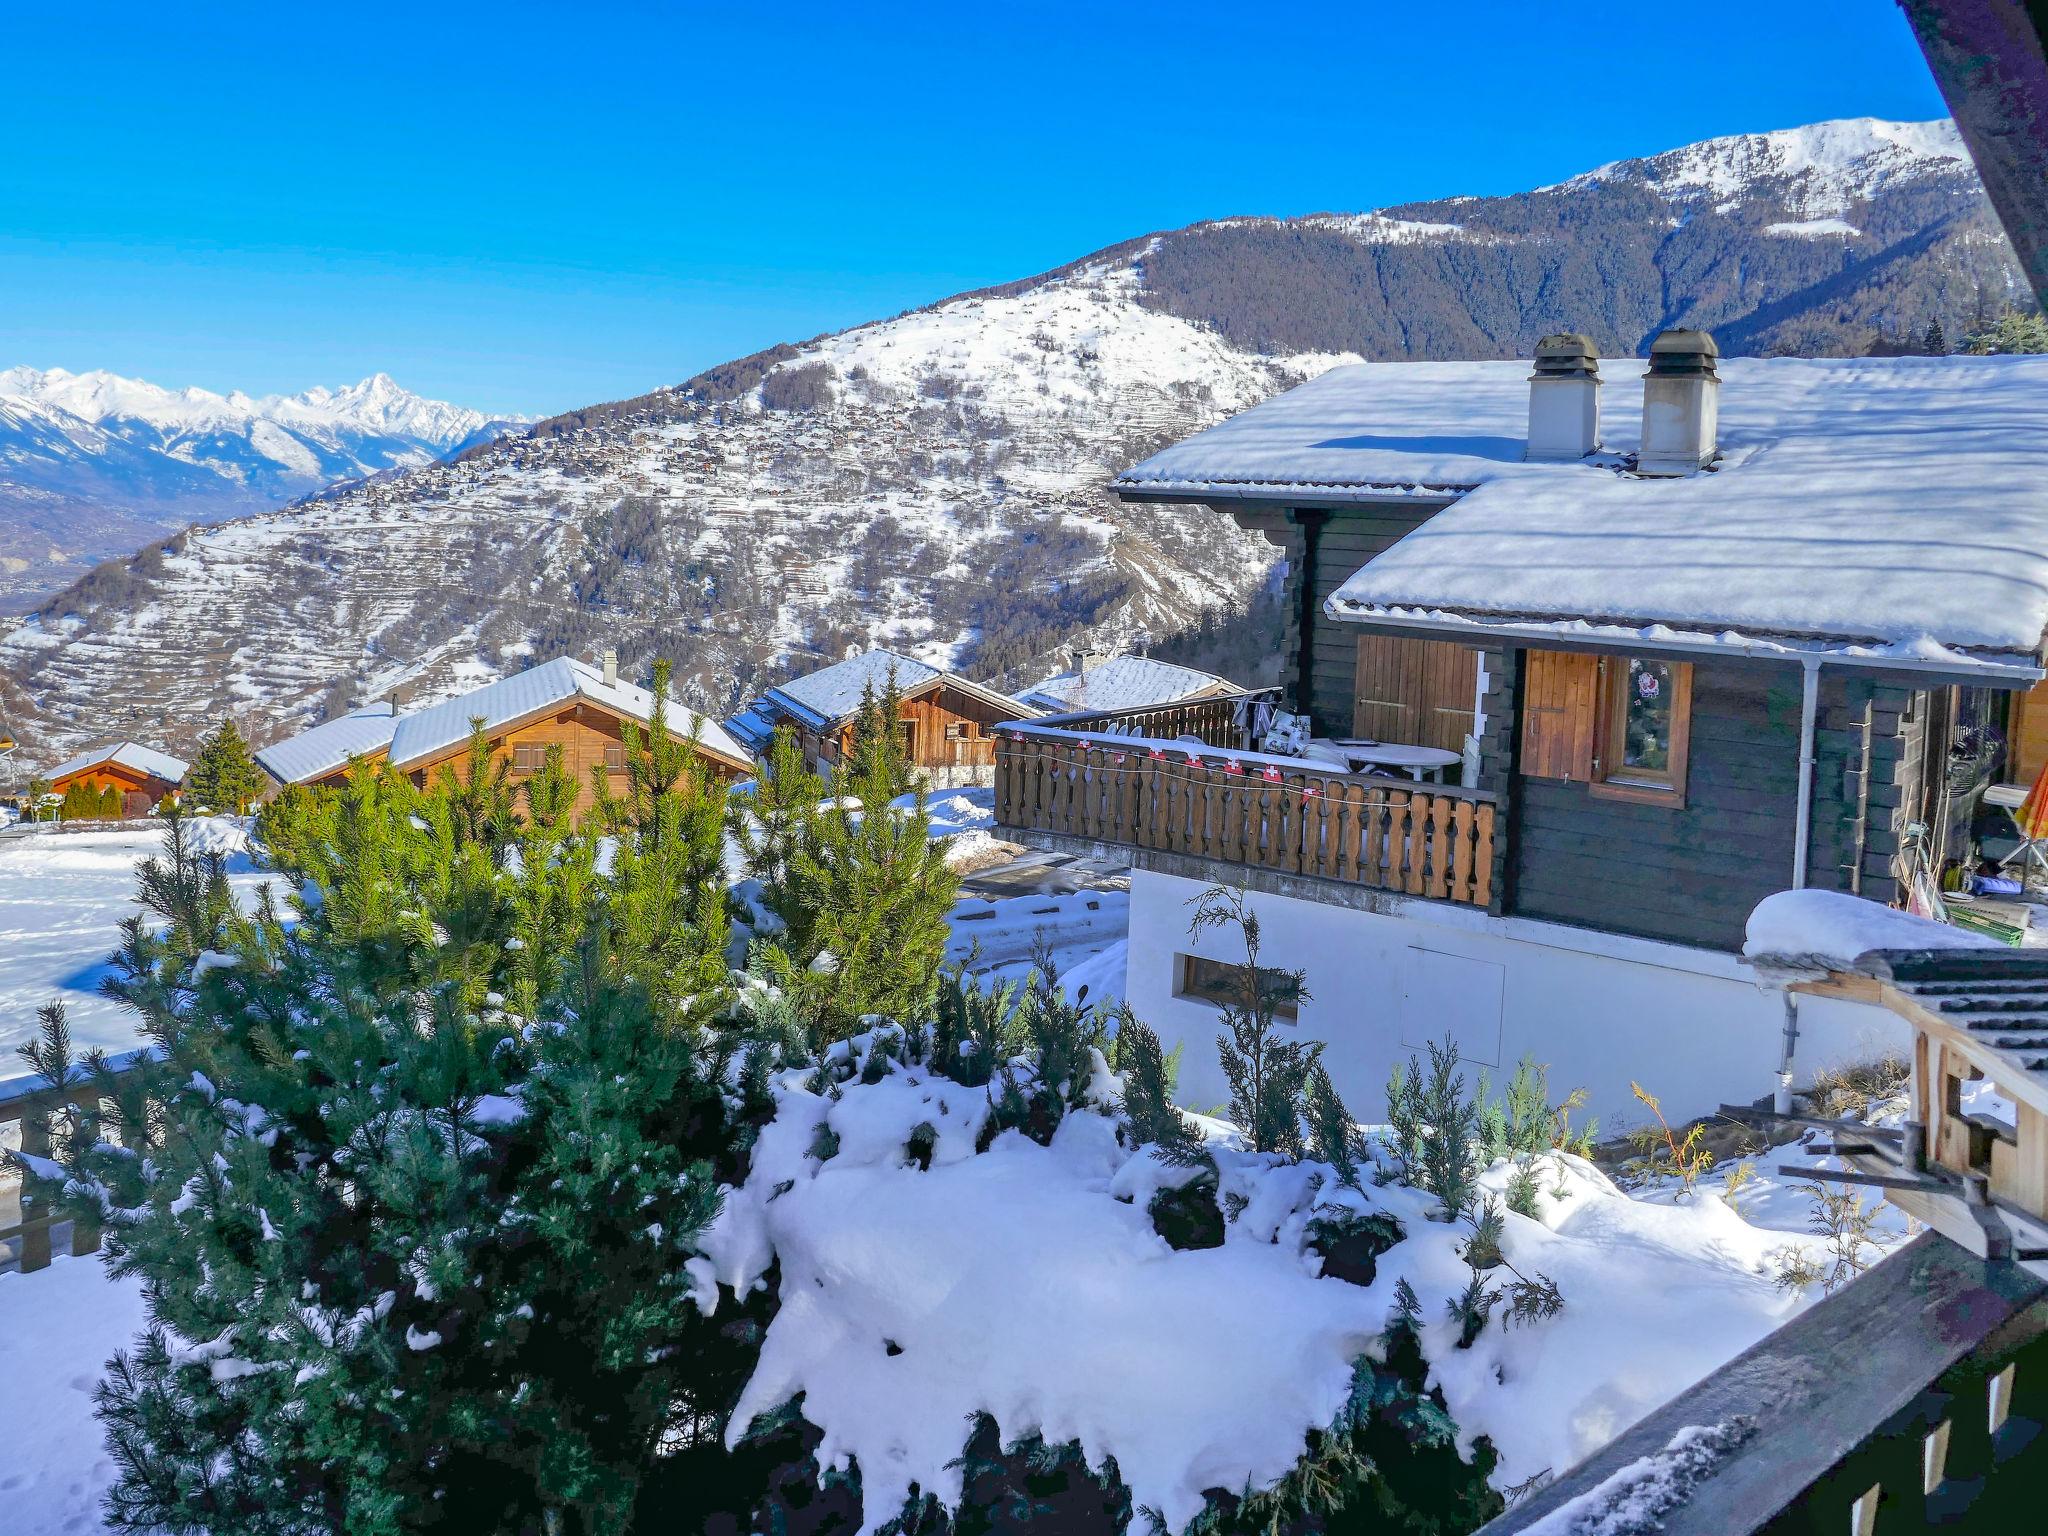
[0,1257,149,1534]
[0,820,279,1060]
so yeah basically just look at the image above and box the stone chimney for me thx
[1070,645,1107,676]
[1525,333,1601,461]
[1638,328,1720,476]
[601,647,619,688]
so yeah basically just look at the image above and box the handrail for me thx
[994,728,1496,905]
[1,1051,152,1274]
[993,721,1496,803]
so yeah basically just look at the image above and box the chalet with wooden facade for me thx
[727,648,1037,788]
[993,337,2048,1122]
[1014,652,1244,718]
[255,701,398,791]
[258,655,750,817]
[43,741,188,817]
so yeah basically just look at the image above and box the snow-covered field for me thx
[0,821,279,1060]
[0,1256,149,1534]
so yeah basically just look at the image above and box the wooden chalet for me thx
[991,335,2048,1125]
[255,701,398,792]
[42,741,188,817]
[383,654,751,817]
[1013,652,1244,717]
[727,648,1036,788]
[259,655,750,817]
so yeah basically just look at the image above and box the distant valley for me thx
[0,117,2028,765]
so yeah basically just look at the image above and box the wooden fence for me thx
[995,727,1496,906]
[0,1049,149,1275]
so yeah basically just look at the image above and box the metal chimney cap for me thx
[1647,328,1720,376]
[1531,333,1600,378]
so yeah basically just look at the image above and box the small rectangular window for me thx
[944,721,970,741]
[604,744,626,773]
[1175,953,1301,1021]
[510,744,541,772]
[1592,656,1692,804]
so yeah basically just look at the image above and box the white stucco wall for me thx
[1126,869,1907,1130]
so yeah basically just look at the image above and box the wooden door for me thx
[1353,637,1479,752]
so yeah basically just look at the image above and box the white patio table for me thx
[1325,740,1462,783]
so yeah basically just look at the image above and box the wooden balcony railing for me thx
[1023,688,1273,751]
[995,726,1496,906]
[0,1047,151,1275]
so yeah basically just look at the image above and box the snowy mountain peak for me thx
[1559,116,1970,214]
[0,365,512,452]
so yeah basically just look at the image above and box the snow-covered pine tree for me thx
[183,717,267,815]
[592,660,735,1033]
[732,723,827,948]
[22,726,760,1535]
[750,714,958,1050]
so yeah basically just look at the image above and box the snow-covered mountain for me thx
[0,369,526,610]
[0,118,2024,764]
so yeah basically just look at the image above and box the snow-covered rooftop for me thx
[761,648,1029,731]
[43,740,189,785]
[387,657,749,771]
[254,702,398,786]
[1016,655,1242,715]
[1115,356,2048,673]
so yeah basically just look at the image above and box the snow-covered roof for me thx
[760,648,1031,731]
[387,657,750,771]
[1015,655,1242,715]
[44,741,189,785]
[1115,356,2048,675]
[254,702,398,785]
[723,701,780,757]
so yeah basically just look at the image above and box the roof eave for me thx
[1110,478,1464,513]
[1326,602,2047,683]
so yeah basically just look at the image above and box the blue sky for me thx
[0,1,1947,417]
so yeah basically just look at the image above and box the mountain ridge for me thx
[1,116,2029,767]
[0,369,527,609]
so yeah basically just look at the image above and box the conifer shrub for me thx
[20,689,775,1534]
[184,716,267,814]
[1186,886,1315,1156]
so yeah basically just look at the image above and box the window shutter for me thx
[1521,650,1598,780]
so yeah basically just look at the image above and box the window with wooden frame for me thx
[510,743,543,772]
[1174,954,1301,1021]
[603,743,627,773]
[944,720,971,741]
[1520,650,1692,804]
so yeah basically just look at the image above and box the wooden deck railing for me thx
[1025,688,1272,750]
[0,1048,149,1274]
[995,726,1496,906]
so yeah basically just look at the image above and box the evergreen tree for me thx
[1964,307,2048,354]
[24,775,51,822]
[753,741,959,1051]
[22,731,758,1535]
[1921,318,1949,356]
[1187,885,1316,1155]
[1111,1008,1206,1165]
[732,724,827,945]
[844,670,915,802]
[184,717,267,814]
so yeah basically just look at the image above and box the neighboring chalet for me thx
[258,655,751,818]
[994,336,2048,1122]
[728,648,1037,787]
[1014,651,1245,717]
[254,701,398,791]
[43,741,188,817]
